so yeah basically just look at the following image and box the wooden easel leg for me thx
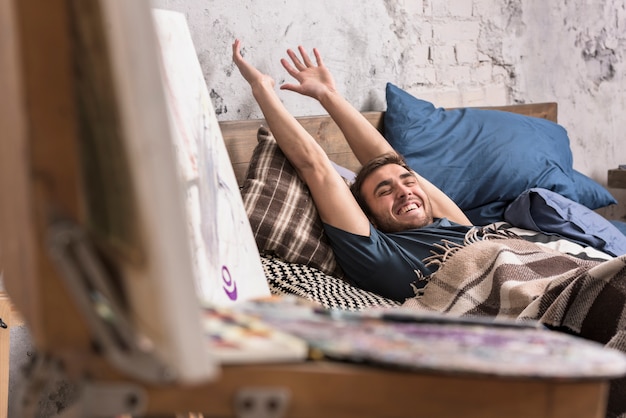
[0,294,14,418]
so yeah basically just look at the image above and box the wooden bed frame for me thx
[3,2,610,415]
[220,103,558,186]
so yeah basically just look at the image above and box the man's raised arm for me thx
[232,40,372,235]
[279,46,472,226]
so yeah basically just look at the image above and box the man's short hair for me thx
[350,152,414,217]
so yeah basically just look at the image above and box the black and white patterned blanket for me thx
[260,255,399,311]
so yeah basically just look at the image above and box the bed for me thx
[220,96,625,306]
[219,95,626,417]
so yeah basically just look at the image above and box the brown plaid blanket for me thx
[402,235,626,418]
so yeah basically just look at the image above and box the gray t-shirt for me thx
[323,218,472,302]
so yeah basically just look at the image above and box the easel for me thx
[0,1,613,417]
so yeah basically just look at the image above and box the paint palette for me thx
[202,304,308,364]
[235,298,626,379]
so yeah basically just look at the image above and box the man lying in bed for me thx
[233,39,476,302]
[234,41,626,416]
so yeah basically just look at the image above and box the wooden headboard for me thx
[219,102,558,186]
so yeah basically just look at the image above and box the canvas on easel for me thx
[57,0,292,385]
[151,9,270,306]
[69,0,217,383]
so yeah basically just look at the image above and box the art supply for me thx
[235,297,626,379]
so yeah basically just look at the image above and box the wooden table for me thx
[141,363,611,418]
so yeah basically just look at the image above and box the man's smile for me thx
[396,201,420,215]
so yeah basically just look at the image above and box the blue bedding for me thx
[611,220,626,237]
[504,188,626,257]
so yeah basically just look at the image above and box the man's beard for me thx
[373,208,434,233]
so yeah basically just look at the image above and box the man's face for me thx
[361,163,434,233]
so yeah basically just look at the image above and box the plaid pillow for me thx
[241,127,344,279]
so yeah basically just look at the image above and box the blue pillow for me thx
[504,188,626,257]
[383,83,616,225]
[571,169,617,210]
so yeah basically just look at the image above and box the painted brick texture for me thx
[152,0,625,219]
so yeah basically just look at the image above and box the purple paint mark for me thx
[221,265,238,300]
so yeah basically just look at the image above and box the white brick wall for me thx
[431,0,474,17]
[431,45,456,66]
[433,21,481,43]
[455,42,478,64]
[152,0,625,219]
